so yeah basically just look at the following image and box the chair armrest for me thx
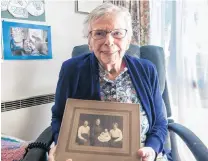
[168,122,208,161]
[22,126,53,161]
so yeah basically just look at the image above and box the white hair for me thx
[83,3,133,40]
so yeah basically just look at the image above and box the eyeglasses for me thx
[89,29,127,40]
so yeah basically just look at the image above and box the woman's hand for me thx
[137,147,156,161]
[48,145,72,161]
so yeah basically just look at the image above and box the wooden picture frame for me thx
[55,99,141,161]
[75,0,104,14]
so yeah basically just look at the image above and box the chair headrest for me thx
[140,45,166,93]
[72,44,165,93]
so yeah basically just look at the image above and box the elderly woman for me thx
[49,3,169,161]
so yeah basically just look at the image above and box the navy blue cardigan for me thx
[51,53,168,154]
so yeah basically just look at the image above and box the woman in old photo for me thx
[77,120,90,145]
[109,123,123,148]
[90,118,103,146]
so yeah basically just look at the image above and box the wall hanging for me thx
[2,21,52,60]
[1,0,45,22]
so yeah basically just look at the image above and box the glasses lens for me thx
[91,30,106,40]
[90,29,127,39]
[111,29,127,39]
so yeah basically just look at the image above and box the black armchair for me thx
[22,44,208,161]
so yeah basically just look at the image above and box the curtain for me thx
[178,2,208,160]
[150,0,208,160]
[104,0,150,46]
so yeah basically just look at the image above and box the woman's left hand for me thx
[137,147,156,161]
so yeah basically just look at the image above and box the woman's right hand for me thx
[48,145,72,161]
[48,146,57,161]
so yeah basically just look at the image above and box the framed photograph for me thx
[2,21,52,60]
[75,0,104,14]
[55,99,141,161]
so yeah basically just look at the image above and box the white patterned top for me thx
[99,65,149,145]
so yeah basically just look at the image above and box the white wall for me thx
[1,1,87,101]
[1,1,88,140]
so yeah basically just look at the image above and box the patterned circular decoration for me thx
[26,0,44,16]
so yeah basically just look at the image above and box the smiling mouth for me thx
[102,51,117,54]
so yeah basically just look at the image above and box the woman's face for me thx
[96,119,100,125]
[84,121,88,127]
[113,124,117,129]
[88,13,130,66]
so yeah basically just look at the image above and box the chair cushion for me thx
[72,44,165,92]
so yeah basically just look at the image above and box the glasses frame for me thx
[89,29,128,40]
